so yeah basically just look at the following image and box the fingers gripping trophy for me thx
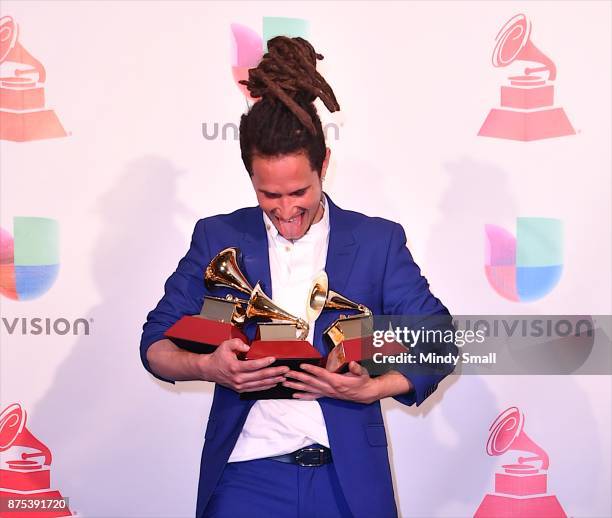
[164,247,375,397]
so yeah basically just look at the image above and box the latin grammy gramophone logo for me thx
[0,16,67,142]
[0,403,74,516]
[475,406,567,517]
[478,14,575,141]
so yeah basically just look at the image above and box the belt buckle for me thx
[294,447,325,467]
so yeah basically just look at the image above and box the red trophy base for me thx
[474,493,566,518]
[164,315,248,354]
[326,337,369,373]
[0,110,67,142]
[0,488,72,518]
[241,340,322,400]
[478,107,575,141]
[326,336,406,373]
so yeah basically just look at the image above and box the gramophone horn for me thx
[305,271,372,322]
[246,283,309,340]
[491,13,557,81]
[326,289,372,316]
[486,406,549,469]
[0,16,46,82]
[0,403,52,465]
[205,247,254,296]
[306,271,329,322]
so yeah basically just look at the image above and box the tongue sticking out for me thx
[277,212,304,239]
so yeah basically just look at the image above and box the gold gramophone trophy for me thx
[240,276,328,399]
[313,272,404,373]
[164,247,251,353]
[313,272,375,372]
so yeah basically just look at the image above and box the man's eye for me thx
[265,193,281,199]
[291,190,307,197]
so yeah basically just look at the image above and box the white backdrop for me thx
[0,1,610,517]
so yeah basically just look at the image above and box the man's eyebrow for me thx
[258,186,310,196]
[258,189,281,197]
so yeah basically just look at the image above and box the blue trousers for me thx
[203,458,353,518]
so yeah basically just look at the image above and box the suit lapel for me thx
[239,207,272,298]
[314,195,358,352]
[324,195,358,294]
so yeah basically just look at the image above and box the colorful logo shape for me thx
[0,217,59,300]
[478,14,574,141]
[230,17,309,100]
[485,218,563,302]
[0,16,67,142]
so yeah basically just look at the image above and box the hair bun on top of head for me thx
[239,36,340,134]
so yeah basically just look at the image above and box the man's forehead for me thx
[251,152,312,173]
[251,158,317,192]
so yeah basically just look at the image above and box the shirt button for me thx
[266,225,271,231]
[285,246,291,252]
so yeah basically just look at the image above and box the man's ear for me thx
[320,147,331,179]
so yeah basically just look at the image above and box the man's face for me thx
[251,150,329,241]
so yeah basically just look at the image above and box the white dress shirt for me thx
[228,195,331,463]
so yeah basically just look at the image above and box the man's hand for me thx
[283,362,414,404]
[283,361,381,404]
[200,338,289,393]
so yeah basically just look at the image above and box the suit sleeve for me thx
[381,222,457,406]
[139,219,211,383]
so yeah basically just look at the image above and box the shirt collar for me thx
[262,193,330,245]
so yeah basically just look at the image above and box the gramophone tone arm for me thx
[518,453,549,470]
[21,449,51,465]
[296,319,310,340]
[11,45,46,83]
[358,304,372,316]
[524,64,557,82]
[523,44,557,81]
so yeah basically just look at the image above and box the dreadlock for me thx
[239,36,340,176]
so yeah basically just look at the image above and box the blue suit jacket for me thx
[140,195,456,518]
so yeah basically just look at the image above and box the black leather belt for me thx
[268,445,332,467]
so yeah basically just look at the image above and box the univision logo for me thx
[231,16,310,100]
[201,16,340,142]
[485,218,563,302]
[0,217,59,300]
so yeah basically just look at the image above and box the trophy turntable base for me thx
[0,467,50,491]
[165,315,248,354]
[474,493,566,518]
[326,336,406,374]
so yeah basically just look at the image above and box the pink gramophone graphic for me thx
[0,403,73,517]
[478,14,575,141]
[0,16,67,142]
[474,407,567,517]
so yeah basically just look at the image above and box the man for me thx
[141,36,456,517]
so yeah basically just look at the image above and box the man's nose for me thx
[277,197,294,219]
